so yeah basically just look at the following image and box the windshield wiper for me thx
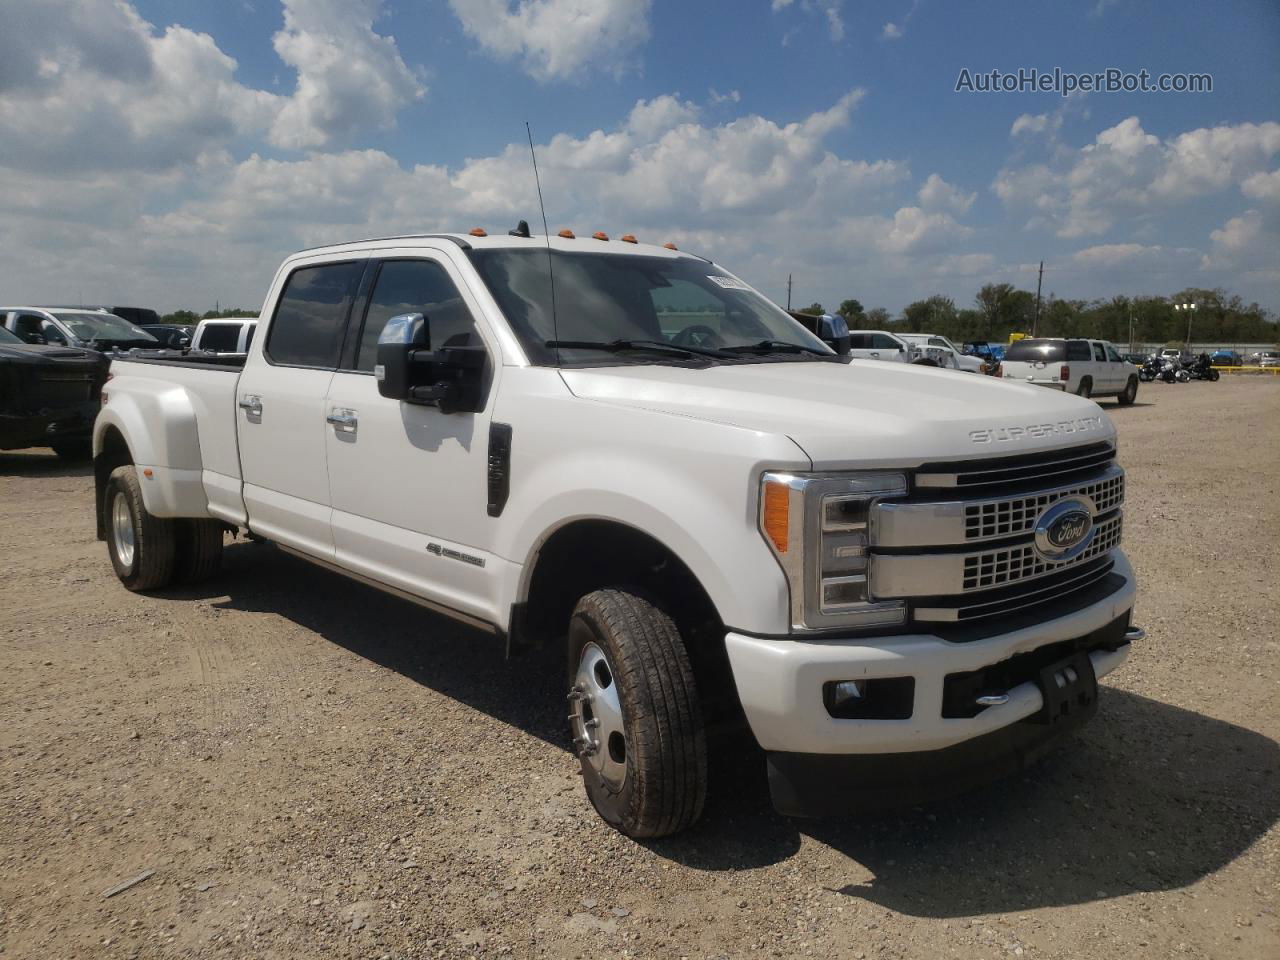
[546,339,737,361]
[724,339,833,357]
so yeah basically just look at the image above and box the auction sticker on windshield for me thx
[707,275,749,290]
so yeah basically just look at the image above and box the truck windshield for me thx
[53,312,157,343]
[467,249,830,366]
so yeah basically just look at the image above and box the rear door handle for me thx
[238,394,263,423]
[326,408,358,435]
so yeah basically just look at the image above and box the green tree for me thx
[901,295,959,336]
[837,299,865,323]
[865,307,890,329]
[800,302,825,315]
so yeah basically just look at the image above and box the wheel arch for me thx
[93,424,133,541]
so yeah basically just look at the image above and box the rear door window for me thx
[1065,341,1092,362]
[267,261,364,368]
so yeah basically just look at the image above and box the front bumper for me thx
[724,551,1136,812]
[0,403,98,450]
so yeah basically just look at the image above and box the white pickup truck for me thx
[93,231,1139,837]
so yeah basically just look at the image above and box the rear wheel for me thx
[1209,368,1220,382]
[175,519,225,584]
[1117,376,1138,405]
[1076,377,1093,399]
[105,465,177,591]
[566,588,707,838]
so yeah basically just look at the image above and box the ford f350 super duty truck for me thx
[93,230,1139,837]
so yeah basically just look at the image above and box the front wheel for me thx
[566,589,707,838]
[1117,376,1138,405]
[105,465,177,591]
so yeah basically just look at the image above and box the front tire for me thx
[1117,376,1138,405]
[105,465,177,591]
[566,589,707,838]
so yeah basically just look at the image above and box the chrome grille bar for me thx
[874,465,1123,547]
[869,511,1122,599]
[913,558,1117,622]
[915,441,1115,490]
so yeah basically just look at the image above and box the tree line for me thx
[801,286,1279,346]
[160,308,259,324]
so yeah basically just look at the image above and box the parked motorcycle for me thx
[1138,356,1161,382]
[1186,353,1221,381]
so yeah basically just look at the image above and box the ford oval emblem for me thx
[1033,497,1096,561]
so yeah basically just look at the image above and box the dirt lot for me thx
[1,376,1277,960]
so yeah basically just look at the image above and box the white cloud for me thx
[0,0,425,170]
[918,173,976,214]
[882,22,903,39]
[995,117,1280,238]
[1202,209,1279,279]
[770,0,846,42]
[269,0,424,149]
[1241,169,1280,204]
[447,0,652,81]
[1011,112,1056,137]
[709,88,741,105]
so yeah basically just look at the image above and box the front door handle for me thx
[238,394,263,423]
[326,408,358,435]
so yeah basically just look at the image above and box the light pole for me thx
[1173,301,1197,351]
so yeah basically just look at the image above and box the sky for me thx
[0,0,1277,316]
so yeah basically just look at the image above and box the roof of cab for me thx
[289,232,705,262]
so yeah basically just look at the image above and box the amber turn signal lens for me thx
[763,482,790,554]
[468,227,487,237]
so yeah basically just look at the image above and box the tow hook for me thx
[1124,625,1146,642]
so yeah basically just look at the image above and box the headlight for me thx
[760,471,908,632]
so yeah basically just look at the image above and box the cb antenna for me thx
[526,121,560,364]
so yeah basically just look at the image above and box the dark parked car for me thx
[1210,350,1242,366]
[0,324,109,459]
[141,323,195,350]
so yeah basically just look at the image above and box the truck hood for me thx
[559,360,1114,468]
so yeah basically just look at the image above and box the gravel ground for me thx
[1,376,1277,960]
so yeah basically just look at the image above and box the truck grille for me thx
[870,442,1125,625]
[962,512,1122,590]
[964,470,1124,541]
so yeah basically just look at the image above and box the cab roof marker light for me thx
[592,231,609,241]
[663,241,678,250]
[620,234,638,244]
[558,229,576,239]
[468,227,488,237]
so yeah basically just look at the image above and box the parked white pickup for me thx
[92,232,1138,836]
[1000,338,1139,403]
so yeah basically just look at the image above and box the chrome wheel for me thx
[111,491,136,569]
[568,641,627,790]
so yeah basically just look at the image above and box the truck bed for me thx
[103,356,246,524]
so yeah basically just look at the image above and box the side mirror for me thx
[816,314,851,356]
[375,313,485,414]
